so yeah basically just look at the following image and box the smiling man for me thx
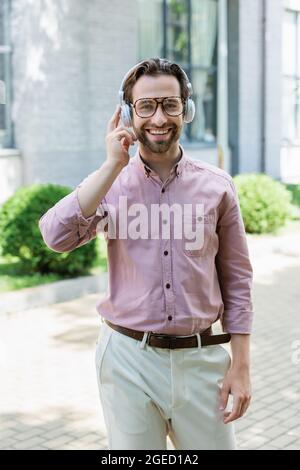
[39,58,253,450]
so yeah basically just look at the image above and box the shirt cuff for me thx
[221,309,254,334]
[54,187,106,227]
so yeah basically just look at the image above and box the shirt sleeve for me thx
[215,177,254,334]
[39,177,108,253]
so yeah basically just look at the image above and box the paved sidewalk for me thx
[0,228,300,450]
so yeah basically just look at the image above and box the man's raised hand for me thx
[105,105,137,169]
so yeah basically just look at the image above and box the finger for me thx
[116,126,137,140]
[116,132,135,153]
[121,136,130,152]
[219,385,230,412]
[107,105,121,133]
[240,396,251,418]
[223,395,243,424]
[115,129,136,144]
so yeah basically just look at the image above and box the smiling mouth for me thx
[145,128,173,137]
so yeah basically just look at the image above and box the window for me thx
[0,0,12,148]
[282,9,300,143]
[137,0,218,144]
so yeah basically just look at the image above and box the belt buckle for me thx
[148,333,178,349]
[147,333,165,345]
[152,333,170,340]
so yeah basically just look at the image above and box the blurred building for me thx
[0,0,299,203]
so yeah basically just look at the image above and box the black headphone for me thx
[118,58,195,127]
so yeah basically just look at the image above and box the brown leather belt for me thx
[105,320,231,350]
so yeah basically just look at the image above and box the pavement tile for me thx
[281,415,300,428]
[251,416,281,430]
[263,425,290,440]
[287,426,300,438]
[44,435,75,449]
[268,434,298,448]
[247,408,276,421]
[42,428,68,440]
[12,437,47,450]
[14,428,46,441]
[0,429,17,440]
[257,444,280,450]
[0,437,16,449]
[238,435,269,450]
[283,444,300,450]
[265,401,290,412]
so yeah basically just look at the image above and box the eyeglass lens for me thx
[135,97,183,117]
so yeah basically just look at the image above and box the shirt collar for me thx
[135,145,186,179]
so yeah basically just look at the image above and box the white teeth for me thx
[148,129,170,135]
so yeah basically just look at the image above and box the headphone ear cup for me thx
[120,104,132,127]
[183,98,195,124]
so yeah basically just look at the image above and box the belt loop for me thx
[140,332,150,349]
[196,333,201,350]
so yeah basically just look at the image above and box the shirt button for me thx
[197,216,203,222]
[162,219,168,224]
[166,283,171,289]
[168,315,172,321]
[164,250,168,256]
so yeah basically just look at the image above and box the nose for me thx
[151,102,168,126]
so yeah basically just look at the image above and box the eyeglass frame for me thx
[130,96,186,118]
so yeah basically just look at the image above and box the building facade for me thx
[0,0,297,204]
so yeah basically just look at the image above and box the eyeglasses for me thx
[131,96,184,118]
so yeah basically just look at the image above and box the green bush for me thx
[284,184,300,207]
[233,173,292,234]
[0,184,98,276]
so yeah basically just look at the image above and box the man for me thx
[39,58,253,450]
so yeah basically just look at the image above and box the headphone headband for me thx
[118,58,193,105]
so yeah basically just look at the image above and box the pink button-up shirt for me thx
[39,146,253,335]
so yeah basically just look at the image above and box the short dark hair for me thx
[123,57,190,104]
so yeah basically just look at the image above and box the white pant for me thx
[95,321,236,450]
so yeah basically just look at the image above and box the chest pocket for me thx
[182,213,215,257]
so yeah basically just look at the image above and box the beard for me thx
[132,123,182,153]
